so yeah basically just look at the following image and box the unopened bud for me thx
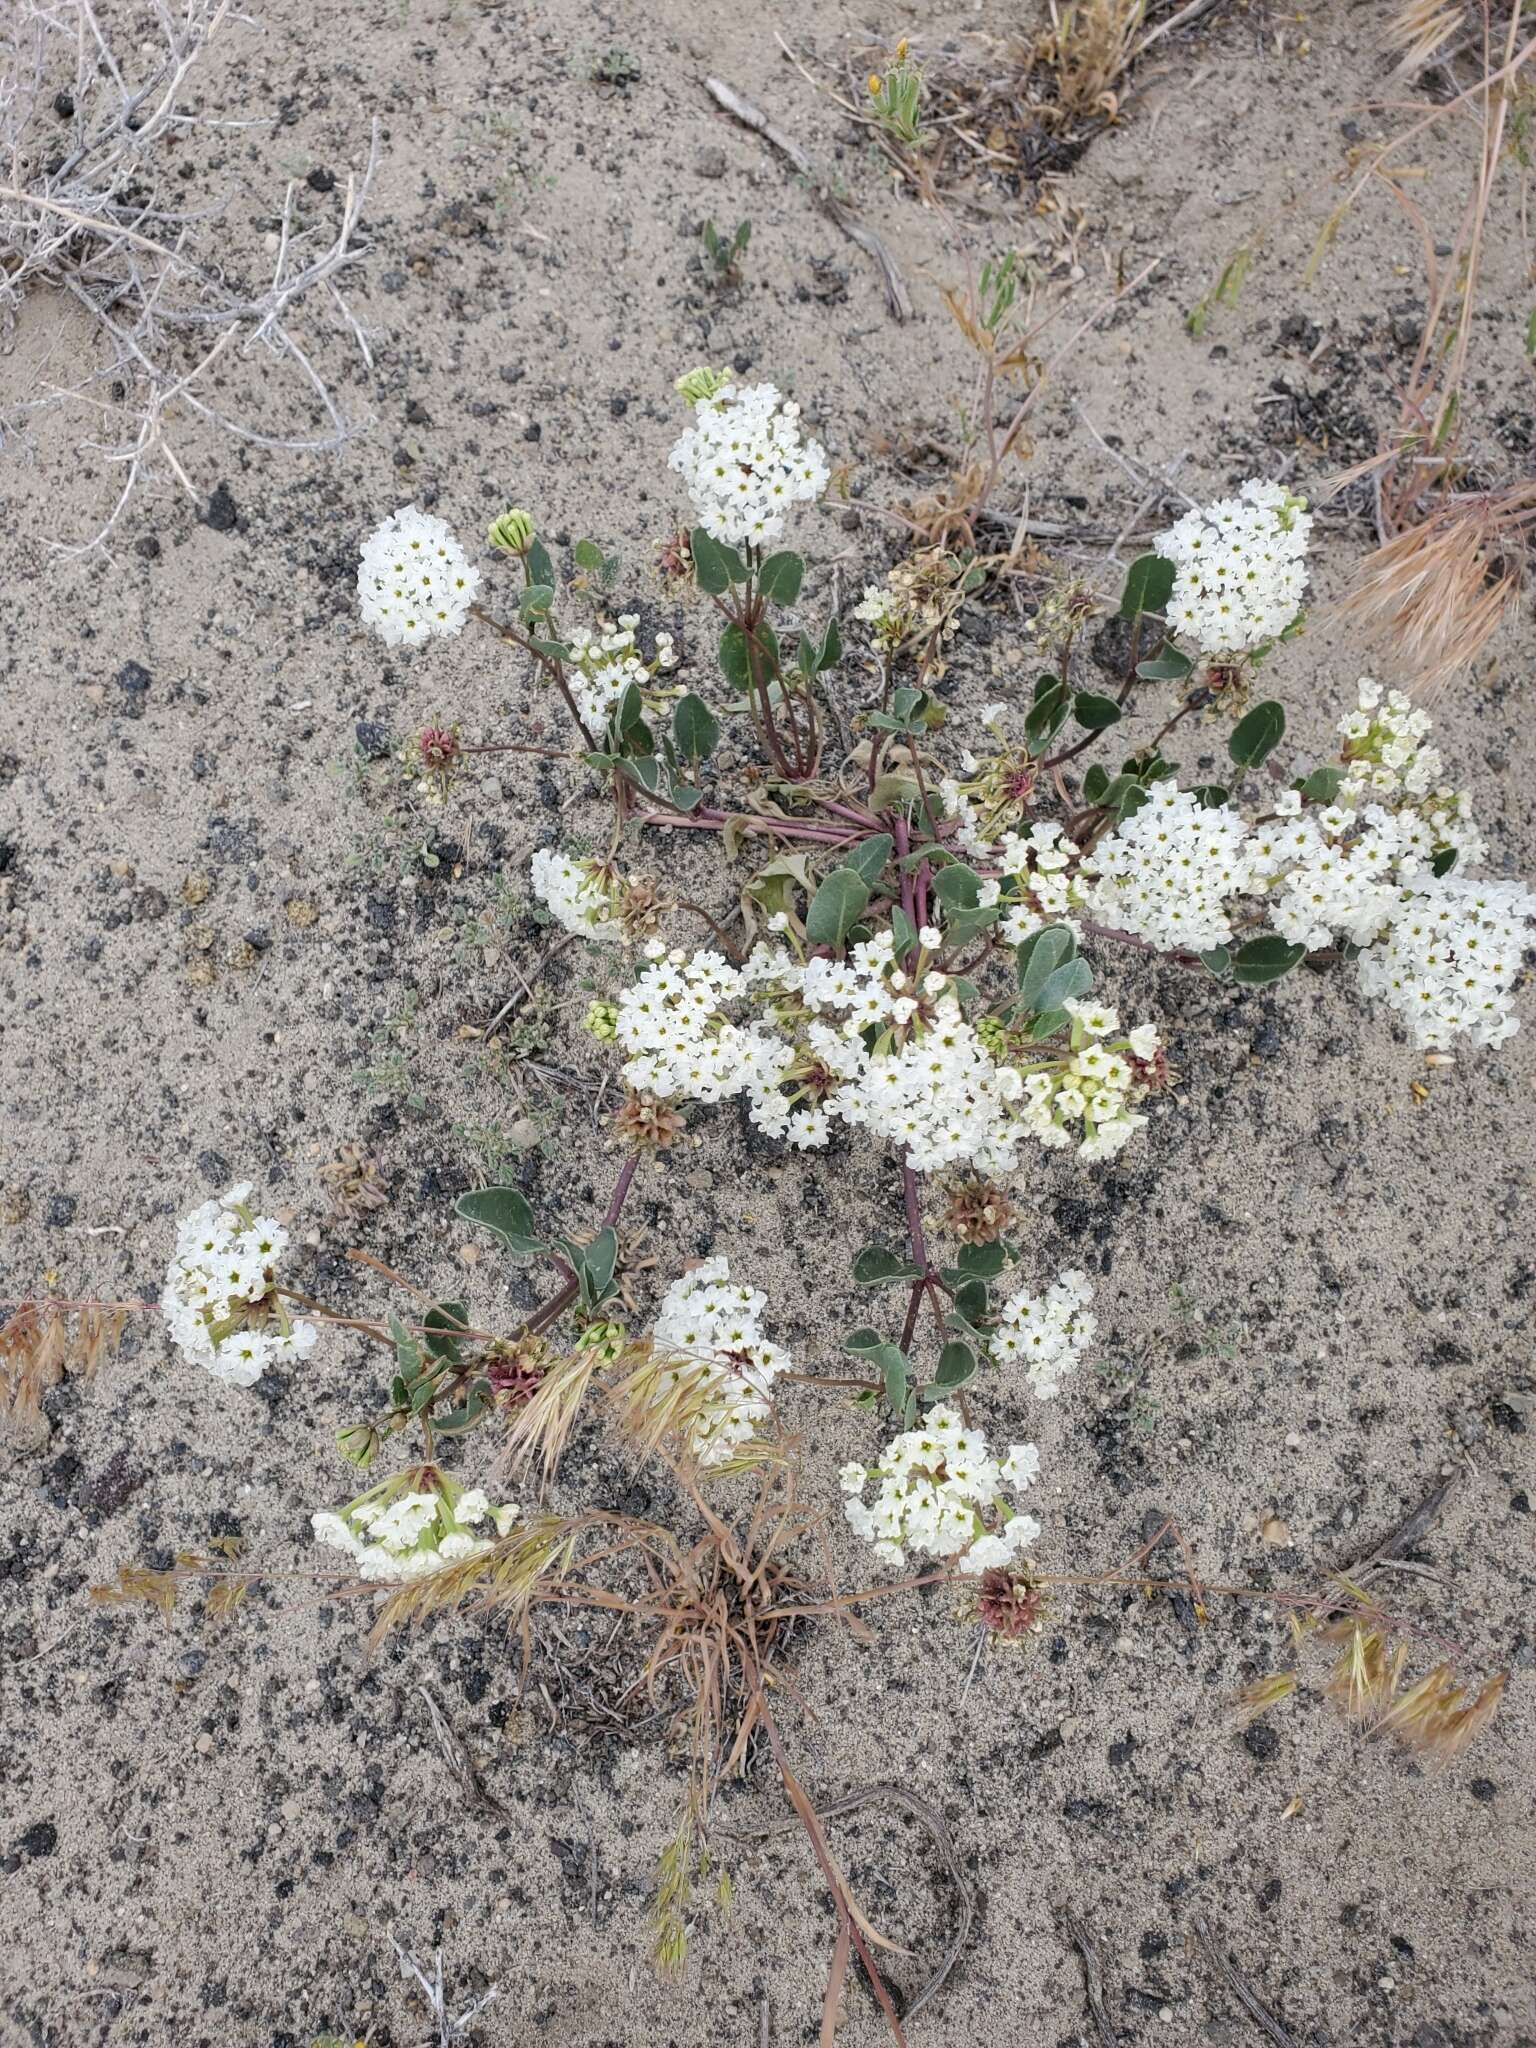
[487,507,535,554]
[336,1421,380,1468]
[584,998,619,1041]
[674,365,730,405]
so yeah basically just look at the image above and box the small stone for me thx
[196,1734,214,1755]
[202,482,238,532]
[306,166,336,192]
[18,1821,57,1857]
[1242,1722,1280,1762]
[45,1194,77,1229]
[695,145,727,178]
[181,873,211,906]
[285,898,319,929]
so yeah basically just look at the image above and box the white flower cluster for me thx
[995,820,1086,942]
[615,944,786,1106]
[357,506,480,647]
[1159,479,1311,655]
[841,1404,1041,1571]
[669,380,829,546]
[162,1184,316,1387]
[1338,678,1447,800]
[1009,999,1163,1163]
[1358,875,1536,1050]
[853,583,900,639]
[1086,784,1261,952]
[988,1267,1096,1398]
[647,1257,790,1467]
[614,939,1164,1170]
[312,1474,519,1582]
[531,849,624,942]
[563,614,677,733]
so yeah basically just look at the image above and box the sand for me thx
[2,2,1533,2044]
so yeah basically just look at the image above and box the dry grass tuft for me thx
[0,1297,134,1418]
[1322,1618,1506,1762]
[1031,0,1147,124]
[1340,485,1535,694]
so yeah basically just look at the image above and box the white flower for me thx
[1085,785,1260,953]
[162,1182,315,1387]
[357,506,480,646]
[531,848,627,942]
[843,1407,1043,1573]
[668,380,828,547]
[988,1268,1095,1399]
[1158,481,1311,655]
[312,1472,518,1581]
[644,1256,791,1468]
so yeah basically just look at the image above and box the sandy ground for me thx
[2,2,1534,2044]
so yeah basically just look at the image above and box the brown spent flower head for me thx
[969,1566,1049,1643]
[616,1090,687,1150]
[319,1142,390,1221]
[1128,1044,1176,1096]
[941,1177,1019,1247]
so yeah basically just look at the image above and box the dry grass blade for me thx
[1231,1670,1297,1726]
[415,1683,511,1823]
[1035,0,1146,123]
[1371,1663,1507,1760]
[1340,486,1535,694]
[1192,1917,1296,2048]
[1062,1909,1115,2048]
[500,1342,606,1488]
[1384,1,1472,74]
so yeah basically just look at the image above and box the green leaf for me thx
[868,771,920,813]
[432,1381,492,1436]
[1431,847,1458,878]
[1200,946,1232,978]
[1016,925,1077,1009]
[718,622,751,692]
[389,1312,425,1385]
[1135,647,1194,682]
[455,1186,542,1257]
[573,538,606,572]
[932,864,982,912]
[1299,765,1344,805]
[557,1228,619,1309]
[806,867,870,948]
[1192,783,1230,808]
[956,1240,1007,1278]
[614,680,646,739]
[846,833,894,886]
[1073,691,1122,732]
[526,538,556,588]
[890,905,918,960]
[1082,763,1110,804]
[619,755,666,797]
[1229,700,1286,771]
[517,583,555,619]
[843,1326,890,1359]
[673,692,720,760]
[690,526,731,595]
[529,636,572,662]
[1230,934,1306,985]
[1118,554,1176,619]
[948,1276,990,1324]
[817,615,843,672]
[852,1244,923,1287]
[1029,957,1093,1016]
[423,1300,469,1363]
[928,1340,977,1393]
[757,551,804,605]
[940,904,1001,947]
[880,1348,909,1413]
[1024,677,1071,757]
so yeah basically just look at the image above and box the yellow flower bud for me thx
[868,72,883,96]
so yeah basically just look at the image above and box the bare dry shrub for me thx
[0,0,377,549]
